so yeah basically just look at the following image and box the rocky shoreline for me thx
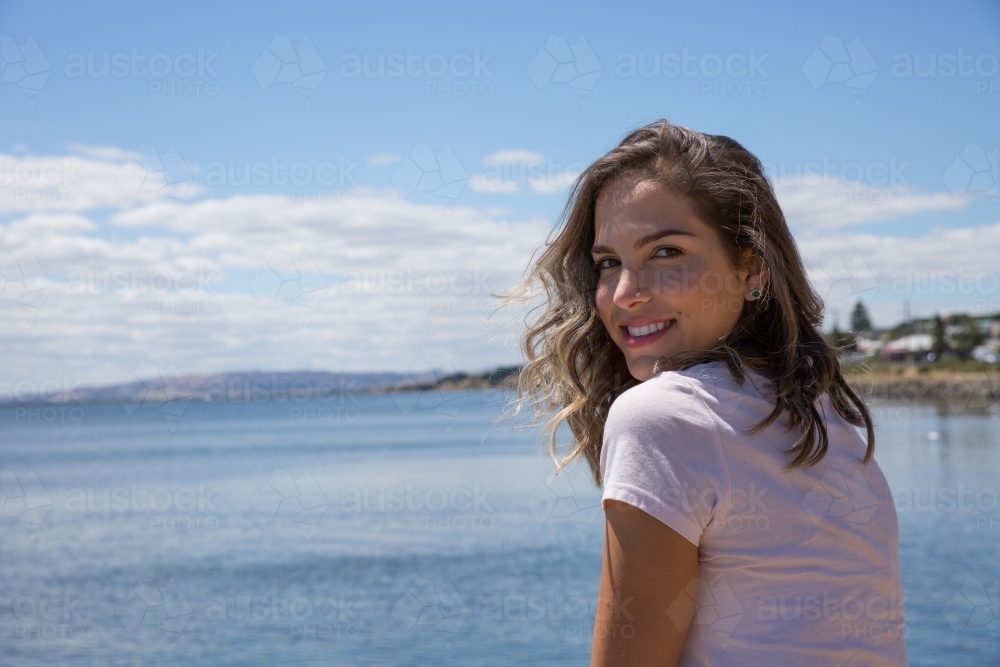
[844,371,998,406]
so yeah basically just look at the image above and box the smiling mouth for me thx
[620,319,675,348]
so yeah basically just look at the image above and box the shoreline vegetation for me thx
[418,360,1000,410]
[426,361,1000,406]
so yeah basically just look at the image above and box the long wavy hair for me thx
[498,119,875,487]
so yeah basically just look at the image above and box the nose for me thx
[613,267,651,309]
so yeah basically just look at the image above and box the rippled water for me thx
[0,391,996,665]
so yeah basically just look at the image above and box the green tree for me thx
[948,314,984,359]
[931,314,946,359]
[850,301,873,336]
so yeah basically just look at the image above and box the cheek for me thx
[687,266,742,319]
[685,262,725,294]
[594,283,614,322]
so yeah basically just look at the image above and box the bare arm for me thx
[590,499,700,667]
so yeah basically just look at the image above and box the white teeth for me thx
[627,321,670,337]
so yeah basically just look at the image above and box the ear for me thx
[741,250,770,296]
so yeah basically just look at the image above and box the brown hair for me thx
[498,119,874,487]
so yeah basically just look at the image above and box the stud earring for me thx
[749,289,761,300]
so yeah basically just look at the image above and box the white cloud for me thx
[468,149,580,195]
[107,189,549,270]
[798,220,1000,326]
[481,149,545,165]
[0,147,203,214]
[528,170,580,194]
[800,221,1000,280]
[4,212,98,235]
[367,153,402,167]
[775,176,966,229]
[0,187,547,385]
[64,144,133,161]
[468,175,520,193]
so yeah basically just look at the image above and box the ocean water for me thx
[0,390,997,666]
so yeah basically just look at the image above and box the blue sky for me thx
[1,0,999,386]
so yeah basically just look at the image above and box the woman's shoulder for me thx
[614,360,783,434]
[607,366,718,432]
[611,367,699,408]
[675,360,773,395]
[614,361,769,406]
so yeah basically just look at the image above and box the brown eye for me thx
[654,246,681,259]
[593,258,619,272]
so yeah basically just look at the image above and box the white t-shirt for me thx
[600,360,909,667]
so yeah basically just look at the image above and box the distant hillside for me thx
[389,365,522,392]
[10,360,994,407]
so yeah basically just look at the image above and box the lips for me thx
[620,319,675,349]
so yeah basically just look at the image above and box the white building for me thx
[882,333,933,362]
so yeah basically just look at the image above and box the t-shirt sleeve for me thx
[599,374,731,547]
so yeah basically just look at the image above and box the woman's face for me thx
[591,175,767,382]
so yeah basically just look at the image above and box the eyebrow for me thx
[591,228,696,256]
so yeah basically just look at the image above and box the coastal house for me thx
[854,336,884,356]
[881,333,934,363]
[976,317,1000,351]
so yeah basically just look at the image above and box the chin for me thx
[626,358,657,382]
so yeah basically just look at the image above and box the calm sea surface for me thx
[1,390,997,666]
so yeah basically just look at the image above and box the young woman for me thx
[503,120,908,666]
